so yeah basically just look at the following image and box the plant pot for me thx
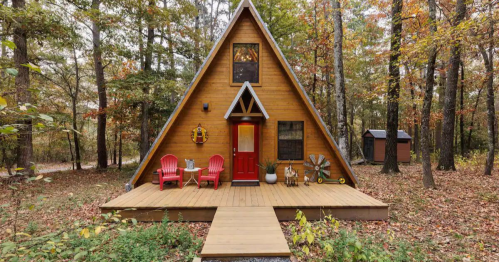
[265,173,277,184]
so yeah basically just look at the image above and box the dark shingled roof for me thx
[364,130,412,140]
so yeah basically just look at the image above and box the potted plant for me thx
[257,159,280,184]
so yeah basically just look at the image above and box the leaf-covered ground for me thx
[0,166,210,244]
[282,164,499,261]
[1,163,497,261]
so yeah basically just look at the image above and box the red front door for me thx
[233,122,259,180]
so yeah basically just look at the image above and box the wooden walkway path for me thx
[201,207,291,258]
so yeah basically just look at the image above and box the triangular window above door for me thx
[224,81,269,119]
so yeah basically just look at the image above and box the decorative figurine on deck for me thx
[284,161,299,187]
[304,154,328,182]
[304,154,346,184]
[304,174,310,186]
[192,123,208,144]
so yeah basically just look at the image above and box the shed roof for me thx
[364,130,412,140]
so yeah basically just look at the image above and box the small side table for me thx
[184,167,200,187]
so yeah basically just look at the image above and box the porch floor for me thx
[100,182,388,221]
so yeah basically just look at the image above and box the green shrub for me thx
[108,215,202,262]
[1,213,202,262]
[290,210,428,261]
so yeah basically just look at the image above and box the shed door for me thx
[364,137,374,161]
[232,122,259,180]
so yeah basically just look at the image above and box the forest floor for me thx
[0,158,139,176]
[0,163,497,261]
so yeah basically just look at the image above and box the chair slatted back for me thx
[160,154,178,176]
[208,155,224,175]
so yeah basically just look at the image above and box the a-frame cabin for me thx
[101,0,388,229]
[128,0,358,189]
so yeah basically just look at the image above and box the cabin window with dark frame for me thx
[233,43,259,83]
[278,121,304,160]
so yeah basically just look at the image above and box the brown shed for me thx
[362,130,412,163]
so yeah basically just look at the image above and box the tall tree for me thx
[71,44,82,170]
[13,0,33,175]
[92,0,108,169]
[437,0,466,171]
[140,0,155,161]
[480,1,495,176]
[194,0,201,71]
[459,61,465,156]
[434,62,445,151]
[332,0,349,161]
[420,0,437,189]
[381,0,403,174]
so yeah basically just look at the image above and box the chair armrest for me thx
[198,167,208,180]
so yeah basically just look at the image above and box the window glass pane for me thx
[233,63,259,83]
[234,44,259,62]
[277,121,304,160]
[233,43,259,83]
[278,140,303,160]
[238,125,254,152]
[278,121,303,140]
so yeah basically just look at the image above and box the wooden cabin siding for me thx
[373,138,411,163]
[137,10,350,186]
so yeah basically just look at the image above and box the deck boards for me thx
[101,182,388,209]
[201,207,291,257]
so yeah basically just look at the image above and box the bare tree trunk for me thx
[13,0,33,176]
[92,0,108,169]
[194,0,201,71]
[311,2,318,105]
[113,128,117,165]
[381,0,403,174]
[437,0,466,171]
[332,0,349,162]
[118,128,123,170]
[65,124,75,170]
[72,46,82,170]
[459,61,465,157]
[467,86,484,150]
[349,102,354,160]
[140,0,155,161]
[420,0,438,189]
[480,2,495,175]
[435,63,445,152]
[326,64,332,132]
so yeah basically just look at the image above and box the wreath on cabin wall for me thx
[192,123,208,144]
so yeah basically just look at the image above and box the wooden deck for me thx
[101,182,388,221]
[201,207,290,257]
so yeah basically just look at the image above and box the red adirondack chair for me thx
[198,155,224,190]
[157,154,184,190]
